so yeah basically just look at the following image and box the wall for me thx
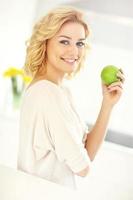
[0,0,37,111]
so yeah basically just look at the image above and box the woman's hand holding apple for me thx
[101,66,125,107]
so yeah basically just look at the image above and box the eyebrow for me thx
[58,35,86,41]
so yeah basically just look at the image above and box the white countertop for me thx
[1,160,133,200]
[0,165,82,200]
[0,113,133,200]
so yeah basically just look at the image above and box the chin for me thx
[65,68,76,74]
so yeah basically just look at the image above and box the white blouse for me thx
[17,80,91,190]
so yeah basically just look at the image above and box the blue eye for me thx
[59,40,69,45]
[76,41,85,48]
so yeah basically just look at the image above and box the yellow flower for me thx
[3,66,32,109]
[22,75,32,84]
[3,67,23,77]
[3,66,32,95]
[3,67,32,84]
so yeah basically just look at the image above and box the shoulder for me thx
[22,80,66,106]
[21,81,53,109]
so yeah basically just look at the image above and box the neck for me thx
[35,64,65,86]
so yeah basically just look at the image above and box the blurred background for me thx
[0,0,133,199]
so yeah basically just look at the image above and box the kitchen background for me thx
[0,0,133,199]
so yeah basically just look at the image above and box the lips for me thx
[61,57,78,64]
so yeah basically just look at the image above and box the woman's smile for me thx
[60,57,78,66]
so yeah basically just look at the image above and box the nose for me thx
[67,43,79,58]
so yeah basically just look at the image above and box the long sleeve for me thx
[46,89,91,173]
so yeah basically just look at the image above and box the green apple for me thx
[101,65,119,85]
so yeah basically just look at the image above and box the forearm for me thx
[85,100,113,161]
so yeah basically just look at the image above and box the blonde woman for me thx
[17,6,124,190]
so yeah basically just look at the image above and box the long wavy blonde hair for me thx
[24,6,91,79]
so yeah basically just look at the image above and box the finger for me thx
[108,85,123,93]
[119,68,124,74]
[108,81,123,89]
[82,134,87,143]
[101,82,108,91]
[101,81,106,87]
[117,71,125,83]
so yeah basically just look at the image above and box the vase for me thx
[11,76,23,110]
[12,92,22,110]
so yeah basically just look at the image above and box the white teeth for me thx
[65,59,75,63]
[62,58,76,63]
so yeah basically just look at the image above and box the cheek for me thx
[78,49,85,61]
[80,48,85,55]
[51,43,62,56]
[47,43,58,60]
